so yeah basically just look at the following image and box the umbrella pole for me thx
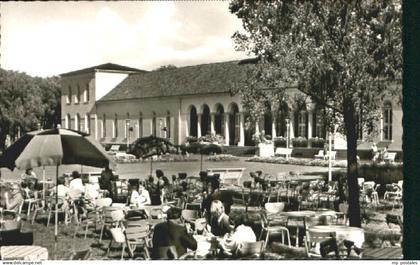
[55,165,59,242]
[150,158,153,176]
[200,154,203,171]
[42,166,46,203]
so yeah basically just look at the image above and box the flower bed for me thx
[207,154,239,161]
[246,156,348,168]
[115,154,198,163]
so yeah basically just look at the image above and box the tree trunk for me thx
[343,98,361,227]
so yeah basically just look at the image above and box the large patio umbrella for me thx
[0,127,115,242]
[128,135,177,175]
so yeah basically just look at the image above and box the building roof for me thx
[98,58,258,102]
[60,63,146,77]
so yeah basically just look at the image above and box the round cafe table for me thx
[308,225,365,248]
[282,211,316,247]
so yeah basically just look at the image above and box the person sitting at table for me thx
[4,183,24,213]
[51,176,70,198]
[69,171,84,194]
[156,169,170,203]
[201,178,234,219]
[152,207,197,259]
[207,200,234,237]
[221,215,256,254]
[129,183,151,207]
[20,168,38,193]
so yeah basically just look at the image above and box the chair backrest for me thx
[2,220,21,231]
[124,226,150,241]
[157,246,178,259]
[236,241,264,257]
[110,209,125,222]
[357,178,365,187]
[181,209,199,221]
[110,227,126,243]
[305,230,336,256]
[126,218,150,227]
[317,150,324,156]
[264,202,285,214]
[95,197,113,208]
[70,249,91,260]
[363,181,375,192]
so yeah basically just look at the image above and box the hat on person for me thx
[72,171,81,178]
[166,207,182,220]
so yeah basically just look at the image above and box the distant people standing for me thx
[99,164,116,195]
[371,143,379,162]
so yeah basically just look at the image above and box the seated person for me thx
[69,171,84,194]
[84,183,99,201]
[51,176,69,198]
[152,207,197,259]
[129,183,151,207]
[202,178,234,218]
[4,183,24,213]
[156,169,170,203]
[221,215,256,254]
[207,200,234,237]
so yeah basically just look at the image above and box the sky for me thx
[0,1,250,77]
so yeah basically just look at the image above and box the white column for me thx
[255,120,260,134]
[307,110,313,147]
[224,113,230,145]
[210,113,215,135]
[380,113,384,141]
[197,114,202,138]
[271,113,277,138]
[238,112,245,146]
[94,114,98,140]
[289,113,295,147]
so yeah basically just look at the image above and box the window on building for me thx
[113,114,118,138]
[75,85,80,104]
[152,112,157,137]
[383,101,393,140]
[85,114,90,134]
[166,111,171,139]
[65,114,70,129]
[297,110,307,137]
[67,86,72,104]
[138,113,143,138]
[74,114,80,131]
[102,114,106,138]
[125,113,130,139]
[313,107,325,138]
[84,84,89,103]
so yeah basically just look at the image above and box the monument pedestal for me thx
[257,143,274,157]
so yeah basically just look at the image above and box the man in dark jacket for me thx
[99,165,116,195]
[152,207,197,259]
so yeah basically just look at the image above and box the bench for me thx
[275,148,293,159]
[383,152,397,163]
[207,168,245,186]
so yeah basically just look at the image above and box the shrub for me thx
[309,137,325,148]
[292,137,308,147]
[274,137,287,148]
[245,156,348,168]
[198,134,225,144]
[185,136,198,144]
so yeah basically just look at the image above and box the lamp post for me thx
[286,118,290,148]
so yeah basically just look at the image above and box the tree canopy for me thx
[231,0,401,227]
[0,69,61,151]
